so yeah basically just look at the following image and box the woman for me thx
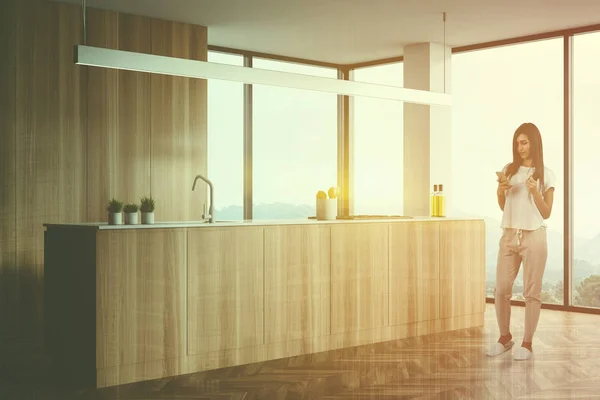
[486,122,556,361]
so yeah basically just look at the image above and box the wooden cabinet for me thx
[389,222,440,325]
[187,227,264,354]
[439,220,486,318]
[96,229,187,368]
[264,225,330,344]
[44,228,188,387]
[330,224,389,334]
[44,218,485,388]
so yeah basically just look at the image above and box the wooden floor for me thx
[2,303,600,399]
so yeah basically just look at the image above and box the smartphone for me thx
[495,171,507,181]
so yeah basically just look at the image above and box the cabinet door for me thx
[187,227,264,354]
[96,229,187,368]
[264,225,331,345]
[439,220,486,319]
[330,223,389,334]
[389,222,440,325]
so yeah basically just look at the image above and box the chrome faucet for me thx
[192,174,214,223]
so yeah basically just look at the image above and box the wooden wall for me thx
[0,0,18,342]
[0,0,208,345]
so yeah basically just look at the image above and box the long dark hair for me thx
[505,122,545,192]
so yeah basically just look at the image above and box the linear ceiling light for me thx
[74,45,451,106]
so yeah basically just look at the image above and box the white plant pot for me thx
[108,212,122,225]
[141,212,154,225]
[316,198,337,221]
[124,212,138,225]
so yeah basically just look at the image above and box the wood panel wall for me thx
[0,0,18,340]
[0,0,208,345]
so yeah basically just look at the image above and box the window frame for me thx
[208,23,600,315]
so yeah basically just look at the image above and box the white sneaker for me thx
[486,340,514,356]
[513,346,533,361]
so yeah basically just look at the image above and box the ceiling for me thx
[56,0,600,65]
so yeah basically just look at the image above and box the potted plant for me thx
[106,198,123,225]
[140,196,155,225]
[316,186,338,220]
[123,203,139,225]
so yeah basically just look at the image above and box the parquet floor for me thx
[2,303,600,399]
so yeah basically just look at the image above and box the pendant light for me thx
[74,3,452,107]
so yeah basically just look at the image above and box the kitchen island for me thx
[44,217,485,388]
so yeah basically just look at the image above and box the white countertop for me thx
[43,216,484,230]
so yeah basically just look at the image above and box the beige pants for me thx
[494,227,548,342]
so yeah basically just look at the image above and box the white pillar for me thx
[403,42,452,217]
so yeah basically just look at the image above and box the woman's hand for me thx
[526,176,538,196]
[497,177,512,196]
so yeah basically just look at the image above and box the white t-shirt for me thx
[500,164,556,230]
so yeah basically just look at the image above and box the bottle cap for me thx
[439,184,443,191]
[434,184,438,191]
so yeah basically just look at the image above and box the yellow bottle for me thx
[431,184,439,217]
[436,184,446,217]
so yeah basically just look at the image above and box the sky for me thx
[206,32,600,245]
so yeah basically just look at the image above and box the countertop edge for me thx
[43,216,486,230]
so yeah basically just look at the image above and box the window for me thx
[352,63,404,215]
[252,58,338,219]
[573,31,600,308]
[352,62,404,86]
[450,39,564,304]
[207,52,244,220]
